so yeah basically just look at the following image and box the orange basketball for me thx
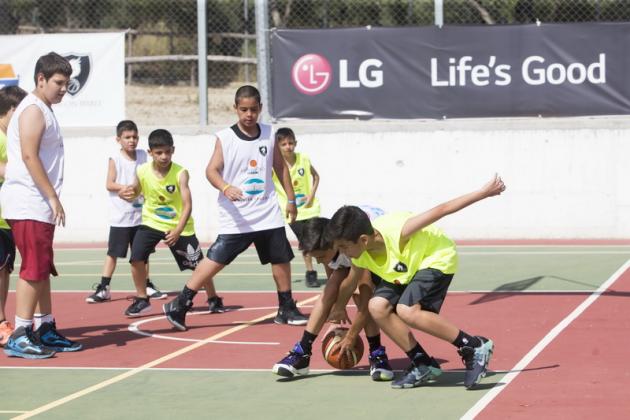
[321,327,364,369]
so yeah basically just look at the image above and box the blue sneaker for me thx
[272,342,310,377]
[4,326,56,359]
[37,321,83,352]
[369,346,394,381]
[459,336,494,389]
[391,357,442,389]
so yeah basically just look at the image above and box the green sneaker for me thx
[391,357,442,389]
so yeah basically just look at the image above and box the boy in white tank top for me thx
[163,85,308,331]
[85,120,167,304]
[1,53,82,359]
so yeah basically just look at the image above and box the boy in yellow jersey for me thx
[0,85,27,346]
[272,127,321,287]
[327,175,506,389]
[120,129,205,317]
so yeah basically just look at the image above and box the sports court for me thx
[2,242,629,419]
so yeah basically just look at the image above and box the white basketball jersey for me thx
[0,93,64,224]
[109,149,147,227]
[216,123,284,234]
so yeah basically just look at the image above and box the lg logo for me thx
[291,53,383,96]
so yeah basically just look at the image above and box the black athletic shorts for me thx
[129,225,202,271]
[107,226,140,258]
[0,228,15,273]
[206,226,294,265]
[372,268,454,314]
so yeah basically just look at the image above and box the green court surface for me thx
[1,245,628,419]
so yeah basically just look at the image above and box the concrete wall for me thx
[56,116,630,242]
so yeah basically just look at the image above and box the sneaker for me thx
[0,320,14,347]
[4,326,56,359]
[391,357,442,389]
[459,336,494,389]
[85,283,111,303]
[36,321,83,352]
[274,300,308,326]
[163,297,191,331]
[124,297,151,318]
[207,296,226,313]
[369,346,394,381]
[272,342,311,377]
[146,281,167,300]
[305,270,319,288]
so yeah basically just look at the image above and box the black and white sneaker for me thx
[272,342,310,377]
[146,281,167,300]
[207,296,226,313]
[305,270,319,288]
[124,297,151,318]
[163,297,191,331]
[459,336,494,389]
[274,300,308,326]
[86,283,111,303]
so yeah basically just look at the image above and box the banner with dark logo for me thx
[271,23,630,119]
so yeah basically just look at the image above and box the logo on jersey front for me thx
[165,185,176,194]
[291,54,332,96]
[297,168,305,176]
[259,146,267,156]
[155,206,177,220]
[243,178,264,195]
[62,53,91,96]
[393,262,408,273]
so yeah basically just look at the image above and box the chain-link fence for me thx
[1,0,630,125]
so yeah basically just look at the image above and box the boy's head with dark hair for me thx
[234,85,261,106]
[275,127,295,143]
[299,217,338,265]
[147,129,175,170]
[148,129,174,149]
[33,52,72,84]
[327,205,375,259]
[116,120,138,137]
[0,85,27,117]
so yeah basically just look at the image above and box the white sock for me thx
[33,313,54,330]
[14,316,33,330]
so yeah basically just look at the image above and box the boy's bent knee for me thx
[368,297,392,318]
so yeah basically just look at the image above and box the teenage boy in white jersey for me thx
[86,120,167,303]
[272,217,394,381]
[163,85,308,331]
[1,52,82,358]
[0,85,27,346]
[327,176,505,389]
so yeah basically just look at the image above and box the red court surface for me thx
[476,269,630,419]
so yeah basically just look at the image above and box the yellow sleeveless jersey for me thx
[352,212,458,285]
[272,152,320,222]
[0,131,9,229]
[137,161,194,236]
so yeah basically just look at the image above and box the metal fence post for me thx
[255,0,272,122]
[197,0,208,126]
[435,0,444,27]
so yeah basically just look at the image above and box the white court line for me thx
[128,309,282,345]
[461,258,630,420]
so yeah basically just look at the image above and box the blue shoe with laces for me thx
[272,342,310,377]
[4,326,56,359]
[459,336,493,389]
[36,321,83,352]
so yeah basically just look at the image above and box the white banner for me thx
[0,32,125,127]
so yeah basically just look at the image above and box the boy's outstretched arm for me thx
[400,174,506,241]
[272,142,297,222]
[206,136,242,201]
[164,169,192,246]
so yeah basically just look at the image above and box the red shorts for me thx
[7,219,58,282]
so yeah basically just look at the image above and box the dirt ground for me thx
[126,84,241,126]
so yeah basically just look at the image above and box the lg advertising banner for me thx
[271,23,630,119]
[0,32,124,127]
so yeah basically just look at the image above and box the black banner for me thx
[271,23,630,119]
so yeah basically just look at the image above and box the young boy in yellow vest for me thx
[120,129,206,317]
[0,85,27,346]
[327,175,506,389]
[272,127,321,287]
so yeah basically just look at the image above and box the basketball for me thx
[321,327,364,369]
